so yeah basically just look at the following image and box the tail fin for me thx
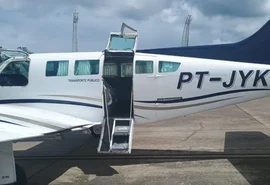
[138,19,270,64]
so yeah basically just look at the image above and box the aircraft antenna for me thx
[181,14,192,47]
[72,10,79,52]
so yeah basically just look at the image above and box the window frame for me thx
[135,60,154,74]
[158,61,181,73]
[45,60,69,77]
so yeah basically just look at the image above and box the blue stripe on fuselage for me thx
[135,88,270,104]
[0,99,103,109]
[0,119,26,127]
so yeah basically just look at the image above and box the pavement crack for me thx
[235,104,269,129]
[199,122,204,129]
[181,131,196,142]
[181,122,203,142]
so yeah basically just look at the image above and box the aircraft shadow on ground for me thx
[224,132,270,185]
[14,131,270,185]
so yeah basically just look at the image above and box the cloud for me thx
[188,0,270,18]
[0,0,269,52]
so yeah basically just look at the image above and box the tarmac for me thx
[13,97,270,185]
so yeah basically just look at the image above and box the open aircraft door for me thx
[98,23,138,154]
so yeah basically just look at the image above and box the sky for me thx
[0,0,270,53]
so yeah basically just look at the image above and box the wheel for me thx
[90,125,102,138]
[13,164,27,185]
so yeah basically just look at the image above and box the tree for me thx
[17,46,33,54]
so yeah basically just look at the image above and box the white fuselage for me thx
[0,51,270,125]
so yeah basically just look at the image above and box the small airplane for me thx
[1,18,270,184]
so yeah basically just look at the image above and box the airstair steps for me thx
[97,117,134,154]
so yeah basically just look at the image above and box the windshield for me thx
[108,35,136,51]
[0,60,29,77]
[0,50,28,65]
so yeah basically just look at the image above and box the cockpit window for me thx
[1,61,29,77]
[0,60,30,86]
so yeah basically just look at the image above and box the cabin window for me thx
[158,61,180,73]
[0,60,30,86]
[46,60,69,77]
[121,63,133,77]
[135,60,153,74]
[103,63,118,77]
[74,60,99,75]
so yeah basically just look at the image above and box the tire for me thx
[13,164,27,185]
[90,126,102,138]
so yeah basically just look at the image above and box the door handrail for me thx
[103,85,111,141]
[129,88,133,124]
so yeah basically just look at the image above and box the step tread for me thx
[111,143,129,150]
[115,126,130,132]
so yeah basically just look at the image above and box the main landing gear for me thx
[0,142,27,185]
[90,125,102,138]
[11,164,27,185]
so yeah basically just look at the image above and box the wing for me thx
[0,104,102,143]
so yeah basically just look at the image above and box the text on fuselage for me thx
[177,70,270,89]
